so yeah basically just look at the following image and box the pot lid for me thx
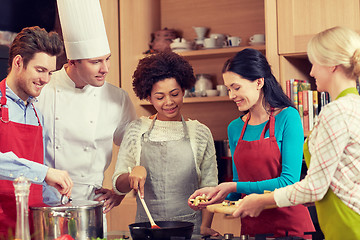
[30,200,103,210]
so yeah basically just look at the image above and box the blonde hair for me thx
[307,26,360,79]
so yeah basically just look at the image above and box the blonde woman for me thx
[233,26,360,240]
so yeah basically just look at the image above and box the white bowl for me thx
[170,41,192,51]
[205,89,219,97]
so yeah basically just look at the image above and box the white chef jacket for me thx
[36,66,137,203]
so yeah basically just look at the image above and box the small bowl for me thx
[205,89,219,97]
[170,41,192,52]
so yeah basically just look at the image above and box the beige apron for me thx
[136,116,202,234]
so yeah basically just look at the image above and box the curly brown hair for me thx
[132,51,196,100]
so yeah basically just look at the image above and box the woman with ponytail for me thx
[230,26,360,240]
[189,48,315,238]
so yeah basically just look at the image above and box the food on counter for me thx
[222,200,241,206]
[55,234,75,240]
[189,194,209,206]
[91,238,128,240]
[54,235,129,240]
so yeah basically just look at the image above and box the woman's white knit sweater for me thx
[112,117,218,195]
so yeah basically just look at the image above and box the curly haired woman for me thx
[112,51,219,236]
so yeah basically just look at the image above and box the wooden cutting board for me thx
[206,201,240,215]
[207,201,277,215]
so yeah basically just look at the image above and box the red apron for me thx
[0,80,44,238]
[233,110,314,238]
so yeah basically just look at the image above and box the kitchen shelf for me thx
[176,44,265,60]
[139,96,231,105]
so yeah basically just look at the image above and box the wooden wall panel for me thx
[161,0,265,45]
[100,0,120,87]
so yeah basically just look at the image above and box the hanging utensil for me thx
[128,167,160,229]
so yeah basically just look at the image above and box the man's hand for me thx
[94,188,125,213]
[45,168,73,197]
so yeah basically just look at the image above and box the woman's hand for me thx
[232,192,276,218]
[94,188,125,213]
[129,166,147,198]
[188,187,215,210]
[200,226,220,237]
[207,182,237,204]
[188,182,236,210]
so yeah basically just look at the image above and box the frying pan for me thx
[129,221,194,240]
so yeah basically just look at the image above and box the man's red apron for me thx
[0,80,44,238]
[233,110,314,238]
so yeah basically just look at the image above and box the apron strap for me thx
[0,80,9,122]
[0,79,41,125]
[260,108,275,140]
[31,103,42,126]
[239,113,250,140]
[144,114,189,141]
[240,108,275,141]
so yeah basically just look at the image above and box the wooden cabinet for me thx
[267,0,360,87]
[265,0,360,136]
[119,0,266,140]
[277,0,360,55]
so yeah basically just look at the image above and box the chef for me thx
[36,0,136,214]
[0,26,72,238]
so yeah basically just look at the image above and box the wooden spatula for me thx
[128,167,160,229]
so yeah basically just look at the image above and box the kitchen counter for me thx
[107,231,279,240]
[108,230,209,240]
[107,230,132,240]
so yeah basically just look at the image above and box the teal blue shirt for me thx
[227,107,304,198]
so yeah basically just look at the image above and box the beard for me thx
[16,75,40,100]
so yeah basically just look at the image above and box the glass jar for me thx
[13,176,31,240]
[195,74,213,96]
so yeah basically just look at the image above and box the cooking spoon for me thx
[128,167,160,229]
[60,194,72,205]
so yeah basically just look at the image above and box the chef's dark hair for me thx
[222,48,294,110]
[8,26,63,72]
[132,51,196,100]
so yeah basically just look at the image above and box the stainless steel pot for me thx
[30,200,103,240]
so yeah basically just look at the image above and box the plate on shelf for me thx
[172,48,192,53]
[203,46,223,49]
[249,41,265,46]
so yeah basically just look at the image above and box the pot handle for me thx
[50,211,72,218]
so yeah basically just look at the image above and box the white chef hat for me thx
[57,0,110,60]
